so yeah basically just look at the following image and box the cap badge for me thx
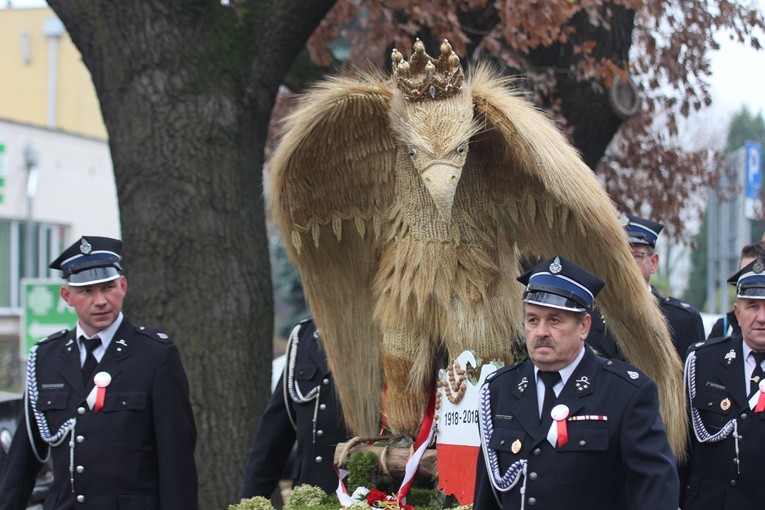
[618,212,630,227]
[720,398,731,411]
[725,349,736,365]
[754,257,765,274]
[549,256,562,274]
[511,439,522,454]
[80,238,92,254]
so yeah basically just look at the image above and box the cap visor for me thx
[67,267,120,286]
[523,291,586,312]
[737,287,765,299]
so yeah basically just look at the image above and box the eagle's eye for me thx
[456,145,466,155]
[408,147,418,158]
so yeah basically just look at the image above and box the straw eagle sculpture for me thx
[268,39,687,459]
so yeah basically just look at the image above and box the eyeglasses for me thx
[631,252,651,262]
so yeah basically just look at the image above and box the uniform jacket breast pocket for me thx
[488,417,528,469]
[101,391,148,440]
[38,391,70,428]
[294,364,319,393]
[691,388,732,430]
[554,425,609,486]
[37,391,69,411]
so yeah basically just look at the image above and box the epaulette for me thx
[136,325,172,344]
[686,336,728,353]
[36,328,70,345]
[486,360,523,382]
[601,358,645,387]
[661,295,698,315]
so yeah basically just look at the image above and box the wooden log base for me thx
[334,437,438,480]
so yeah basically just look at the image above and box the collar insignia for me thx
[575,375,590,391]
[517,376,529,392]
[724,349,736,365]
[627,371,639,380]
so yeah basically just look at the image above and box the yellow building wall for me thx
[0,7,107,140]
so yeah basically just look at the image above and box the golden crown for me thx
[392,39,464,102]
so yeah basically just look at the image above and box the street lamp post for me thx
[23,143,39,278]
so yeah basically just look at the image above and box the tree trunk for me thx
[46,0,335,506]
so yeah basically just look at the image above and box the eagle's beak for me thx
[421,163,463,224]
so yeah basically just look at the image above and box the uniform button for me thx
[76,465,84,473]
[741,413,748,420]
[730,479,737,486]
[322,378,330,385]
[319,404,327,411]
[528,497,537,505]
[606,360,613,366]
[315,456,323,463]
[77,407,86,415]
[299,369,304,376]
[76,495,85,503]
[76,435,84,443]
[532,448,541,456]
[47,400,52,405]
[121,401,127,406]
[579,440,586,446]
[529,472,537,480]
[499,440,505,446]
[317,430,324,437]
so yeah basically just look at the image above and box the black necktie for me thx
[539,371,561,420]
[81,336,102,385]
[750,352,765,396]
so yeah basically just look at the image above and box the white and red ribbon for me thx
[749,380,765,413]
[87,372,111,412]
[546,405,569,447]
[395,384,436,504]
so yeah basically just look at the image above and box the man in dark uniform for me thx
[0,236,197,509]
[587,214,705,360]
[240,318,352,500]
[474,255,679,509]
[681,256,765,509]
[708,241,765,339]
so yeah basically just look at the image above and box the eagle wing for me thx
[267,72,397,436]
[469,65,687,460]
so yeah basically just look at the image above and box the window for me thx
[0,220,66,311]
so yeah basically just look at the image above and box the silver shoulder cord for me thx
[26,345,78,491]
[478,380,528,510]
[283,323,323,441]
[684,351,741,473]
